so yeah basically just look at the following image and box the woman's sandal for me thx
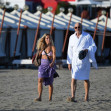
[34,98,41,102]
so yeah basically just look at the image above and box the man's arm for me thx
[67,36,73,71]
[87,34,97,68]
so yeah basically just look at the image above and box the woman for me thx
[35,33,56,102]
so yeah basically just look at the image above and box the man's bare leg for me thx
[84,80,90,101]
[71,79,77,100]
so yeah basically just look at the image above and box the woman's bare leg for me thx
[49,84,53,101]
[37,78,44,101]
[84,80,90,101]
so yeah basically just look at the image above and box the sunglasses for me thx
[75,26,80,29]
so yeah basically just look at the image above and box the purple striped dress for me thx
[38,59,56,86]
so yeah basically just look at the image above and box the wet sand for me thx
[0,66,111,111]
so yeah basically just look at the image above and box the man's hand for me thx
[68,64,72,71]
[84,49,88,53]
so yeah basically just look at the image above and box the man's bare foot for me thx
[85,96,89,102]
[49,99,52,101]
[34,98,41,102]
[67,97,77,102]
[49,98,52,101]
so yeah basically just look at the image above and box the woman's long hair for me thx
[36,33,54,51]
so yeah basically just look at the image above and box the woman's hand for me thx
[50,62,54,67]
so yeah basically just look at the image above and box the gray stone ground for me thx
[0,66,111,111]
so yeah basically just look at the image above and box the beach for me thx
[0,66,111,111]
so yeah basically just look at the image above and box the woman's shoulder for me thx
[51,45,56,52]
[51,45,55,49]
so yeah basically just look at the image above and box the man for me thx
[67,23,97,102]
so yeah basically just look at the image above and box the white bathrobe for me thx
[67,31,97,80]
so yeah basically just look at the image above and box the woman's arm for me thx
[39,50,42,57]
[50,46,56,67]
